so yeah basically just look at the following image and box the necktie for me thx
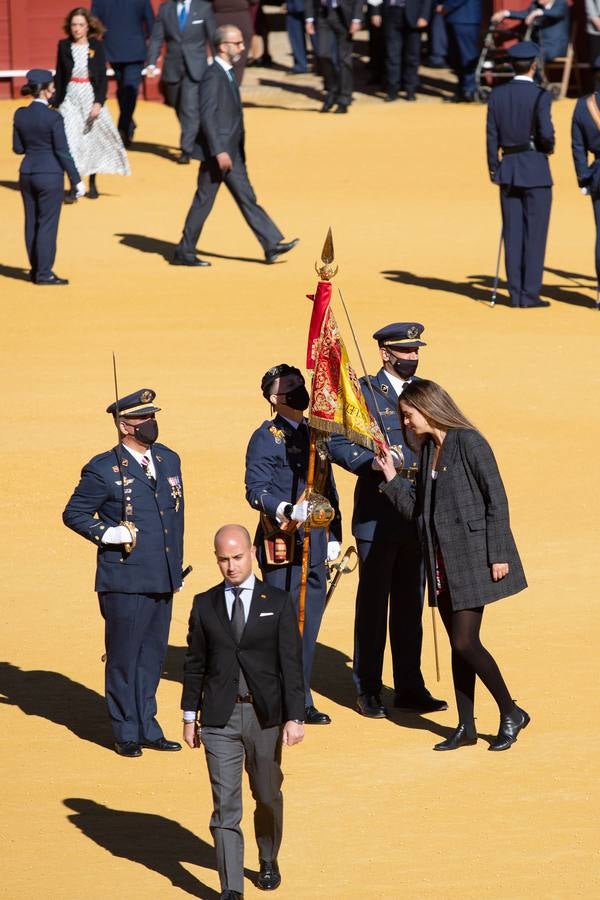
[231,588,249,694]
[227,68,240,101]
[178,1,187,31]
[141,455,156,486]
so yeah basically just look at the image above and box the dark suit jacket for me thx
[13,102,80,185]
[192,60,245,161]
[304,0,363,27]
[91,0,155,62]
[181,579,305,728]
[508,0,569,61]
[147,0,216,82]
[381,428,527,610]
[329,370,420,543]
[440,0,481,26]
[487,80,554,187]
[54,37,108,107]
[63,443,184,594]
[571,93,600,193]
[383,0,433,29]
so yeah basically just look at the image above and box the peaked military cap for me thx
[106,389,161,417]
[26,69,54,84]
[261,364,304,398]
[373,323,426,349]
[507,41,540,61]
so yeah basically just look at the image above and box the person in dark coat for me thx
[305,0,364,113]
[171,24,298,267]
[91,0,156,146]
[487,41,555,308]
[437,0,481,102]
[182,525,305,897]
[12,69,83,285]
[492,0,569,62]
[371,0,433,102]
[571,90,600,292]
[328,324,447,719]
[245,364,343,724]
[63,389,185,758]
[146,0,217,163]
[379,379,529,753]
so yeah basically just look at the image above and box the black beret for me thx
[260,364,304,398]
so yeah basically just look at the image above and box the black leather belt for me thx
[235,693,253,703]
[501,144,534,155]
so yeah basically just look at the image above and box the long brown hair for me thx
[63,7,106,39]
[399,379,477,450]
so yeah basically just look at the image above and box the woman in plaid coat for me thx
[379,380,529,753]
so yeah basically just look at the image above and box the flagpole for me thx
[298,430,317,637]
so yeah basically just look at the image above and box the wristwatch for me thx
[291,718,304,725]
[283,503,294,520]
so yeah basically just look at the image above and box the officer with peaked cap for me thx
[486,41,555,308]
[329,324,447,719]
[63,389,185,757]
[12,68,85,285]
[245,364,342,724]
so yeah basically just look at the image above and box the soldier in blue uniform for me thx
[486,41,555,309]
[245,364,342,724]
[329,324,447,719]
[12,69,84,285]
[571,88,600,292]
[63,389,185,757]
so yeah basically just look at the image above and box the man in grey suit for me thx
[182,525,305,899]
[171,24,299,266]
[146,0,216,163]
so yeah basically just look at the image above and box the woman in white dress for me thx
[54,7,130,202]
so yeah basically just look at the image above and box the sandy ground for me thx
[1,55,599,900]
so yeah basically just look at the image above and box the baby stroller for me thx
[475,21,547,102]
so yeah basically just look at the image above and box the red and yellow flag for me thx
[308,303,386,454]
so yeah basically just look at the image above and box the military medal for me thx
[168,475,182,512]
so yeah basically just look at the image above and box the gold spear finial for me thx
[315,227,338,281]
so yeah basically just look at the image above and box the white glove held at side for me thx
[291,500,309,523]
[102,524,134,544]
[327,541,341,561]
[75,181,86,198]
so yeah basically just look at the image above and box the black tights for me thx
[437,591,514,724]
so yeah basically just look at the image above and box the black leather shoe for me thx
[115,741,142,757]
[264,238,299,264]
[177,153,191,164]
[141,737,182,751]
[356,693,387,718]
[433,723,477,751]
[321,95,336,113]
[305,705,331,725]
[220,891,243,899]
[335,103,348,114]
[394,690,448,713]
[87,185,99,199]
[171,254,211,267]
[489,705,530,751]
[521,299,550,308]
[63,190,77,204]
[35,273,69,285]
[383,92,398,102]
[405,92,417,101]
[462,92,476,103]
[256,859,281,891]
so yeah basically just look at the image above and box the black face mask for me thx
[278,385,310,411]
[131,419,159,445]
[390,356,418,380]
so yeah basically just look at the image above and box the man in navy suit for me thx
[91,0,155,146]
[571,89,600,290]
[171,25,298,266]
[63,389,185,757]
[245,364,342,725]
[146,0,217,163]
[437,0,481,102]
[305,0,364,113]
[370,0,432,102]
[182,525,305,898]
[492,0,569,62]
[329,324,447,719]
[487,41,555,308]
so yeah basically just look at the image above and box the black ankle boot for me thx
[433,722,477,751]
[88,175,99,199]
[489,704,530,751]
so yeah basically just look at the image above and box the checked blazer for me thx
[381,428,527,610]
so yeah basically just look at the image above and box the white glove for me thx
[327,541,341,562]
[291,500,309,523]
[75,181,86,198]
[102,524,134,544]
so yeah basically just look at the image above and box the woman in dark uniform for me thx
[12,69,83,285]
[571,90,600,301]
[379,380,530,752]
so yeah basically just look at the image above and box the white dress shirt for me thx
[123,443,156,479]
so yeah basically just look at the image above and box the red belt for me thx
[70,77,90,83]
